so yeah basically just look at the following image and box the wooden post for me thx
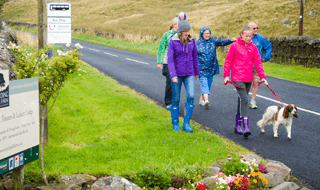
[12,166,24,190]
[299,0,304,36]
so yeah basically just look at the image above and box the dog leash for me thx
[224,81,283,103]
[224,80,264,89]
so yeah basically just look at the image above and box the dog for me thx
[257,104,298,139]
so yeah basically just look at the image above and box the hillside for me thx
[1,0,320,38]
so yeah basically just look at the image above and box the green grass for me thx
[24,60,254,184]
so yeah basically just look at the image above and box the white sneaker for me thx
[204,101,210,108]
[249,100,257,109]
[199,100,205,106]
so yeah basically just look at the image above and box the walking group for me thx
[157,12,272,137]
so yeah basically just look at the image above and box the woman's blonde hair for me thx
[239,25,252,35]
[170,17,179,30]
[178,32,191,46]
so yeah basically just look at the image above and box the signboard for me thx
[0,70,39,176]
[47,1,71,44]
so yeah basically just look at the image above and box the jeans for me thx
[162,64,172,106]
[171,76,195,107]
[199,76,214,95]
[234,82,252,116]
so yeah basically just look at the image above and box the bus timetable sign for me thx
[47,1,71,44]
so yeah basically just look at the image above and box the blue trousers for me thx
[199,76,214,95]
[171,76,195,107]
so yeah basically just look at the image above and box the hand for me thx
[231,38,236,41]
[224,77,230,85]
[172,78,178,83]
[262,58,266,63]
[157,63,162,69]
[262,78,268,85]
[195,76,198,80]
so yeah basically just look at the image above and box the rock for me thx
[0,21,18,80]
[269,182,299,190]
[2,178,12,189]
[58,174,96,189]
[290,21,296,26]
[281,18,290,24]
[198,177,219,190]
[265,160,291,181]
[271,18,277,21]
[36,183,70,190]
[241,154,261,165]
[203,166,220,177]
[91,175,141,190]
[262,172,285,188]
[308,10,317,17]
[208,158,228,168]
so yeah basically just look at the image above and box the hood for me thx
[198,26,211,42]
[236,36,252,46]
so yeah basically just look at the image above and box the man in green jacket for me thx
[157,17,179,110]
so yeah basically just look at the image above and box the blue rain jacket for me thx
[251,34,272,69]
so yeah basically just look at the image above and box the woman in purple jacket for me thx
[167,19,199,132]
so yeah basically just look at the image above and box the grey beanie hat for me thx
[178,19,191,32]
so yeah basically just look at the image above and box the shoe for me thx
[170,106,180,131]
[204,101,210,108]
[182,103,194,132]
[234,114,243,135]
[242,116,251,137]
[199,100,205,106]
[249,100,257,109]
[166,105,171,110]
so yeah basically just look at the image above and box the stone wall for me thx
[267,35,320,68]
[2,19,320,68]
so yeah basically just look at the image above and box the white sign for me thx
[47,1,71,44]
[0,75,39,160]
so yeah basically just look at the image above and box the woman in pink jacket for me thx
[224,26,268,138]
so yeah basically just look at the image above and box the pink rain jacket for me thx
[223,37,266,82]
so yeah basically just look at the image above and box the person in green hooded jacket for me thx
[157,17,179,110]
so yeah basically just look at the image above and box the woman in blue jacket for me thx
[196,26,235,108]
[167,19,199,132]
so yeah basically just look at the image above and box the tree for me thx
[8,42,83,185]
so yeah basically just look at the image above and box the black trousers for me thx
[234,82,252,116]
[162,64,172,106]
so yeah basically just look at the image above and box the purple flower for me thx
[228,155,231,158]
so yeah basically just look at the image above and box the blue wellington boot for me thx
[235,114,243,135]
[243,116,251,137]
[182,103,194,132]
[171,106,180,131]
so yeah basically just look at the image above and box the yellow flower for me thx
[253,179,257,183]
[259,177,268,184]
[257,172,262,177]
[250,172,257,177]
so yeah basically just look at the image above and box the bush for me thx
[221,157,248,176]
[133,167,172,190]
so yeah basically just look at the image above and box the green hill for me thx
[1,0,320,38]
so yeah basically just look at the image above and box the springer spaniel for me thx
[257,104,298,139]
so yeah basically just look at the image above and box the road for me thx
[61,39,320,189]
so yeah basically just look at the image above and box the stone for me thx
[241,154,261,165]
[269,182,299,190]
[198,177,219,190]
[281,18,290,24]
[265,160,291,181]
[36,183,69,190]
[58,174,96,189]
[308,10,317,17]
[91,175,141,190]
[290,21,296,26]
[2,178,12,189]
[0,21,18,80]
[262,172,285,188]
[209,158,228,168]
[203,166,220,177]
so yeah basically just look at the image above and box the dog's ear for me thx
[294,105,298,110]
[283,106,289,118]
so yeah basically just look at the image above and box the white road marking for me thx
[104,52,118,57]
[232,88,320,116]
[89,48,100,52]
[126,58,149,65]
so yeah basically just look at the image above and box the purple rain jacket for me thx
[167,33,199,79]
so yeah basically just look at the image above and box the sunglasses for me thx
[253,27,259,30]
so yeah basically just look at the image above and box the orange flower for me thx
[253,179,257,183]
